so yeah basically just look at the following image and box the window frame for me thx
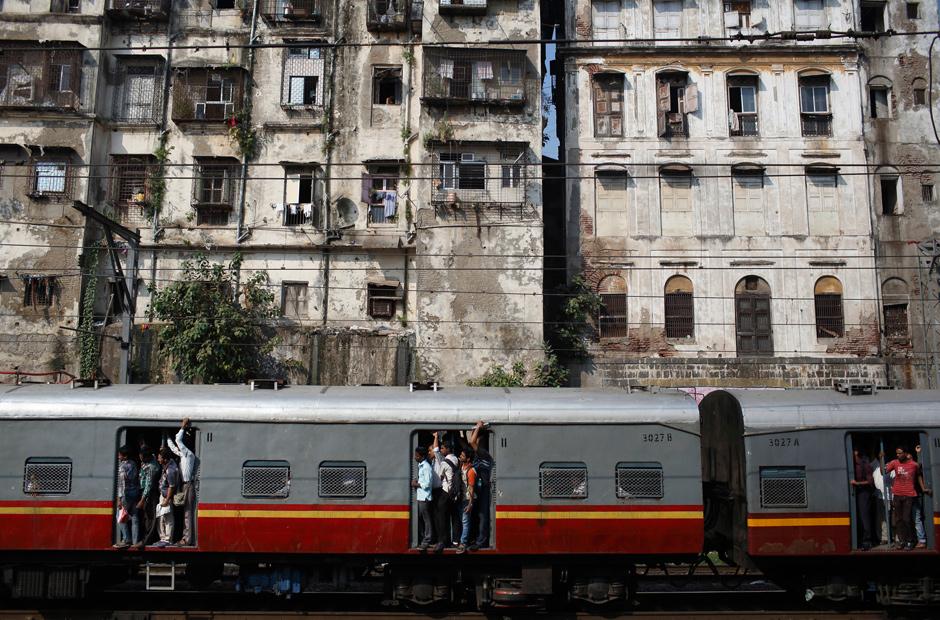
[813,277,844,339]
[727,74,759,136]
[318,460,367,499]
[759,466,808,509]
[372,66,403,105]
[367,283,399,319]
[615,462,665,500]
[23,457,73,495]
[906,2,920,19]
[280,281,309,319]
[664,276,694,339]
[539,461,589,500]
[592,73,624,138]
[241,459,291,499]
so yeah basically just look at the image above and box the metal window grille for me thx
[172,69,244,122]
[21,276,56,307]
[260,0,322,23]
[30,161,71,197]
[23,458,72,494]
[814,293,844,338]
[599,293,627,338]
[664,291,694,338]
[241,461,290,498]
[922,184,934,202]
[281,48,326,107]
[196,207,230,227]
[423,48,527,105]
[50,0,81,13]
[539,463,588,499]
[759,467,807,508]
[367,0,408,30]
[281,283,308,319]
[0,45,82,109]
[110,156,154,228]
[319,462,367,498]
[367,284,398,319]
[114,63,163,123]
[593,74,624,137]
[439,0,487,13]
[430,147,528,206]
[616,464,664,499]
[107,0,170,17]
[884,303,909,338]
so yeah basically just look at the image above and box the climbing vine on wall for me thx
[78,243,102,378]
[144,132,172,222]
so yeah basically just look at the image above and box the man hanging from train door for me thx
[168,418,197,547]
[412,446,434,551]
[850,446,875,550]
[886,446,921,550]
[468,420,494,551]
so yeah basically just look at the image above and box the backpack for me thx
[473,453,492,489]
[444,457,460,500]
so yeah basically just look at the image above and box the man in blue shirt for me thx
[411,446,434,551]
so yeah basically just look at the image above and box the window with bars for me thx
[922,183,934,202]
[423,48,527,105]
[23,457,72,495]
[0,44,81,110]
[194,159,237,208]
[241,460,291,498]
[759,466,807,508]
[282,46,325,107]
[616,463,664,499]
[30,161,70,197]
[814,293,843,338]
[599,292,627,338]
[319,461,367,498]
[728,75,758,136]
[172,69,244,122]
[367,283,399,319]
[664,289,694,339]
[50,0,81,12]
[367,0,409,30]
[281,282,308,319]
[540,462,588,499]
[430,145,528,207]
[799,75,832,137]
[593,74,623,137]
[21,276,57,308]
[113,62,162,123]
[260,0,323,24]
[884,303,909,339]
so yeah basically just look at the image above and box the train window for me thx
[540,462,588,499]
[319,461,367,498]
[759,466,807,508]
[616,462,664,499]
[241,460,291,498]
[23,457,72,495]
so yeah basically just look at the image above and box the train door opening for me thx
[410,428,494,550]
[115,425,199,548]
[846,431,932,552]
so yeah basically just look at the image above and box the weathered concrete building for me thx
[855,0,940,388]
[556,0,901,388]
[0,0,543,385]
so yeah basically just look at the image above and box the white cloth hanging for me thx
[438,59,454,79]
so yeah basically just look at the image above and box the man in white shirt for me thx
[168,418,197,546]
[432,433,459,552]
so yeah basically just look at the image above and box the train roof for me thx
[704,389,940,432]
[0,384,699,427]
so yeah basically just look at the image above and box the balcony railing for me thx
[801,113,832,137]
[367,0,408,30]
[439,0,486,14]
[729,112,758,137]
[430,148,528,207]
[283,202,320,227]
[171,69,245,123]
[260,0,323,25]
[0,46,82,111]
[663,113,688,138]
[106,0,170,20]
[423,48,528,106]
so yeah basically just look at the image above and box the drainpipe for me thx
[235,0,261,246]
[320,0,342,326]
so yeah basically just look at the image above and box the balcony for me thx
[260,0,323,25]
[430,143,528,207]
[367,0,408,31]
[801,113,832,137]
[50,0,81,13]
[0,45,82,111]
[171,69,245,124]
[283,202,320,227]
[423,48,528,106]
[438,0,486,15]
[106,0,170,21]
[729,112,758,137]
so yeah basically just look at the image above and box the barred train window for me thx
[539,462,588,499]
[759,466,807,508]
[241,460,291,498]
[319,461,367,498]
[616,462,664,499]
[23,457,72,495]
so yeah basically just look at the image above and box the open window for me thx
[723,0,751,29]
[882,278,910,340]
[868,76,892,119]
[281,164,322,227]
[656,71,696,138]
[846,431,932,551]
[912,78,927,107]
[373,66,402,105]
[799,72,832,136]
[860,1,886,32]
[728,73,758,136]
[281,45,325,108]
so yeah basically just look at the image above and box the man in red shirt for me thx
[886,447,921,550]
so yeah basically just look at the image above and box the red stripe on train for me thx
[495,519,703,554]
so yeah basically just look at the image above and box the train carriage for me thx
[700,389,940,606]
[0,384,703,606]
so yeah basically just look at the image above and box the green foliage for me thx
[466,343,568,387]
[402,46,416,67]
[78,244,102,378]
[548,275,603,360]
[143,133,172,222]
[228,111,258,159]
[148,254,278,384]
[422,119,455,150]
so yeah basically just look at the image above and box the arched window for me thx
[734,276,773,356]
[882,278,910,339]
[664,275,694,338]
[814,276,844,338]
[798,70,832,136]
[598,275,627,338]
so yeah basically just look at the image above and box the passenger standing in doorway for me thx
[851,448,875,550]
[411,446,434,551]
[168,418,197,546]
[155,447,180,548]
[132,445,160,550]
[886,447,921,550]
[468,420,494,551]
[912,444,933,549]
[432,433,458,552]
[455,447,477,554]
[114,446,140,549]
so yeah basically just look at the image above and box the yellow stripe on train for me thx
[198,509,410,519]
[0,506,113,516]
[747,517,851,527]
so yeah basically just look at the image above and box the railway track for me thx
[0,610,894,619]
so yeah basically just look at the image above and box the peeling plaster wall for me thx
[562,0,882,388]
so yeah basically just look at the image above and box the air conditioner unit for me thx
[460,153,475,161]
